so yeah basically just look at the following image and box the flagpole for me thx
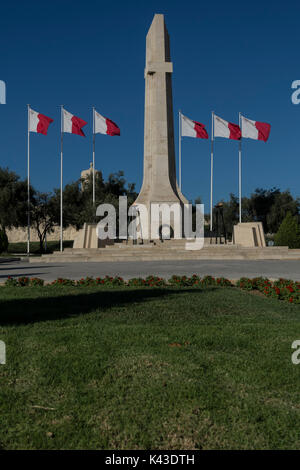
[239,112,242,223]
[27,104,30,256]
[210,111,214,232]
[92,107,95,205]
[60,105,64,252]
[179,110,182,191]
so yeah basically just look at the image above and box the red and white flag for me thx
[181,113,208,139]
[62,108,87,137]
[213,114,241,140]
[241,115,271,142]
[29,108,53,135]
[94,109,120,136]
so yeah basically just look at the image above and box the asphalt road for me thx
[1,258,300,281]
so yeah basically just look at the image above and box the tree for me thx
[219,188,300,236]
[31,192,57,253]
[267,190,300,233]
[221,194,239,237]
[0,229,8,253]
[274,212,300,249]
[0,167,32,232]
[248,187,280,231]
[51,170,138,232]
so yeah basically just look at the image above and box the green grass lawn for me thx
[0,285,300,450]
[4,240,73,255]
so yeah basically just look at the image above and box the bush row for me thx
[4,274,232,288]
[236,277,300,304]
[3,275,300,304]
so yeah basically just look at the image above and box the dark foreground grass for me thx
[0,285,300,450]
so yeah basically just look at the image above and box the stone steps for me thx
[29,244,300,263]
[63,244,288,253]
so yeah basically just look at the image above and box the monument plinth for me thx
[134,14,187,237]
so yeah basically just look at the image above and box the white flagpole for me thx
[239,112,242,223]
[92,107,95,205]
[179,110,182,191]
[60,105,64,252]
[27,104,30,256]
[210,111,214,232]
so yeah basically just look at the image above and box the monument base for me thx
[30,239,300,263]
[73,223,114,249]
[233,222,266,248]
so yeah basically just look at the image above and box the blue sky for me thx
[0,0,299,212]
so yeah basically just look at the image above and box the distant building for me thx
[80,162,101,191]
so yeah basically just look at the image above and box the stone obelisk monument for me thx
[134,14,188,237]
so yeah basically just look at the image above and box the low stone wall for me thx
[7,226,80,243]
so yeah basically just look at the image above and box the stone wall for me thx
[7,226,79,243]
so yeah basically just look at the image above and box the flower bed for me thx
[3,274,231,289]
[5,276,44,287]
[127,276,167,287]
[237,277,300,304]
[3,275,300,304]
[168,274,232,287]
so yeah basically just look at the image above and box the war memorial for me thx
[28,14,300,264]
[1,5,300,453]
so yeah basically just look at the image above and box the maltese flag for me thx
[214,114,241,140]
[29,108,53,135]
[241,115,271,142]
[62,108,87,137]
[94,109,120,136]
[181,113,208,139]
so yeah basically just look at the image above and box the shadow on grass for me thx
[0,287,217,326]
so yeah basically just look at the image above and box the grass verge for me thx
[0,285,300,449]
[5,240,73,255]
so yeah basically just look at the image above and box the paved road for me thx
[1,259,300,281]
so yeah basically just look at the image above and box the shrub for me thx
[76,276,96,287]
[168,275,232,287]
[18,276,30,286]
[30,277,44,287]
[4,276,18,287]
[216,277,232,287]
[75,276,126,287]
[4,276,44,287]
[168,275,194,286]
[236,277,254,290]
[0,229,8,254]
[102,276,126,287]
[201,275,216,286]
[50,278,75,286]
[237,276,300,304]
[127,276,166,287]
[274,212,300,249]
